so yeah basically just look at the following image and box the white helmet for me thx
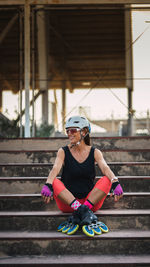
[65,116,91,133]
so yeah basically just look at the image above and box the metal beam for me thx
[50,15,74,93]
[0,1,25,4]
[24,0,30,137]
[62,49,73,93]
[65,70,74,93]
[0,74,12,91]
[31,0,150,4]
[15,90,42,124]
[0,13,18,45]
[0,0,150,5]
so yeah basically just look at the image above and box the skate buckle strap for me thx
[87,223,97,230]
[88,221,108,230]
[97,222,104,227]
[97,221,109,233]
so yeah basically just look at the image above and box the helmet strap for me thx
[70,130,88,149]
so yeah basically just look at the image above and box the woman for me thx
[41,116,123,237]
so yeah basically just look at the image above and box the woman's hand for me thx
[110,181,123,202]
[41,183,53,204]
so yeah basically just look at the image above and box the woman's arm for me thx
[94,148,123,202]
[94,148,117,182]
[41,148,65,203]
[46,148,65,185]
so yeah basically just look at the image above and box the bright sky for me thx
[3,9,150,131]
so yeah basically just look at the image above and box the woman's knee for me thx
[52,178,66,197]
[95,176,111,195]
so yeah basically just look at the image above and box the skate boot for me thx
[74,205,98,237]
[74,205,108,237]
[75,205,97,225]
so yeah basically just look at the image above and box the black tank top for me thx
[61,146,96,198]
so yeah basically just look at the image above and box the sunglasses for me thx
[66,128,80,135]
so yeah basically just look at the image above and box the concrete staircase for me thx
[0,136,150,266]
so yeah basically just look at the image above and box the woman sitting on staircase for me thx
[41,116,123,237]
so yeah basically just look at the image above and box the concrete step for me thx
[0,255,150,266]
[0,149,150,163]
[0,138,149,266]
[1,136,150,150]
[0,230,150,256]
[0,176,150,193]
[0,210,149,231]
[0,162,150,176]
[0,150,57,164]
[0,193,150,211]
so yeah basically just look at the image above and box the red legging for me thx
[53,176,111,213]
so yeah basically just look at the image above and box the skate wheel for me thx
[82,225,94,237]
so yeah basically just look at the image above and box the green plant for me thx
[36,122,54,137]
[0,118,19,138]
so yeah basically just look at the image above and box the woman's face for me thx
[66,127,81,144]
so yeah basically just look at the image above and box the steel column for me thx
[36,7,49,124]
[128,88,134,136]
[125,6,134,136]
[0,89,2,113]
[24,0,31,137]
[19,11,23,137]
[146,110,150,134]
[31,9,35,137]
[62,81,66,132]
